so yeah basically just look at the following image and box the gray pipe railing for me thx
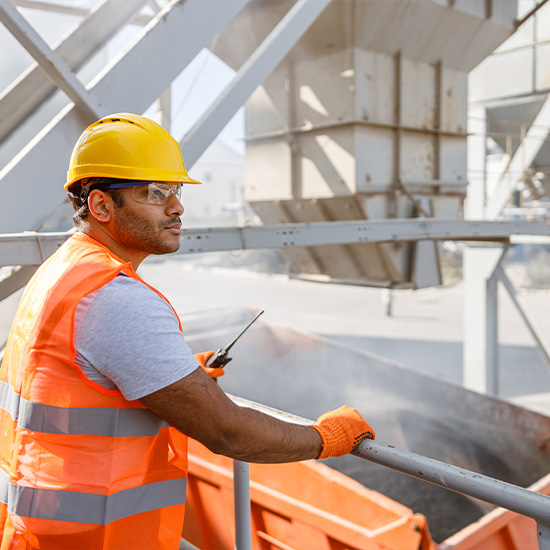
[228,394,550,550]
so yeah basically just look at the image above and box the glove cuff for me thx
[312,423,347,460]
[312,414,374,460]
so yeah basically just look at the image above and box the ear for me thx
[88,189,113,223]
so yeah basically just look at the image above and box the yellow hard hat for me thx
[65,113,200,189]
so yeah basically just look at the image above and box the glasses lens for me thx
[132,182,182,205]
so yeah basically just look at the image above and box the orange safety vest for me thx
[0,233,188,550]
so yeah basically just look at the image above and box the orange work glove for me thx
[312,405,375,459]
[194,351,225,379]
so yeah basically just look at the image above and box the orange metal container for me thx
[183,437,550,550]
[183,438,436,550]
[440,473,550,550]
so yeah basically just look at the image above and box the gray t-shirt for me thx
[74,274,199,401]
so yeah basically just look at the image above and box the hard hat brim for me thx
[65,164,201,189]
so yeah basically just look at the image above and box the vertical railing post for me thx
[538,523,550,550]
[233,460,252,550]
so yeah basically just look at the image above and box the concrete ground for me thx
[138,256,550,409]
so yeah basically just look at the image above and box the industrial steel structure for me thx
[1,0,550,548]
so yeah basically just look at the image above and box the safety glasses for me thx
[104,180,182,205]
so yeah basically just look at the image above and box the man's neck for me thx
[77,225,147,270]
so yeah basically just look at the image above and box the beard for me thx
[111,203,181,256]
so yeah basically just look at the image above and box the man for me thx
[0,113,374,549]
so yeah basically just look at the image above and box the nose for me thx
[166,193,184,216]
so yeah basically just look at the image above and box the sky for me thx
[0,0,245,155]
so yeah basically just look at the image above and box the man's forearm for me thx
[210,405,322,463]
[141,367,373,464]
[142,367,322,463]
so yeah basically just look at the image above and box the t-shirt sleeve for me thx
[74,275,199,401]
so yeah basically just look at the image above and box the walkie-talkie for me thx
[205,310,264,369]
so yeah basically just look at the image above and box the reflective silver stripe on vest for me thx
[18,399,170,437]
[0,468,8,505]
[0,380,169,437]
[0,469,186,524]
[0,380,20,422]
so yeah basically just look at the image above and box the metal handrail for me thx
[228,394,550,550]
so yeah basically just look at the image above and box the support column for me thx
[464,105,500,394]
[463,245,505,394]
[466,105,487,219]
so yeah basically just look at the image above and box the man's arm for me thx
[140,366,322,463]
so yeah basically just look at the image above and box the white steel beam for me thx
[12,1,152,26]
[0,231,69,266]
[13,0,89,17]
[0,265,37,301]
[0,0,149,142]
[495,264,550,369]
[487,95,550,219]
[0,0,250,234]
[3,219,550,267]
[147,0,162,14]
[180,0,332,167]
[0,0,103,120]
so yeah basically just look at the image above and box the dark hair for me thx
[67,178,125,226]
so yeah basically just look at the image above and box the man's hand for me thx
[312,406,375,459]
[194,351,225,379]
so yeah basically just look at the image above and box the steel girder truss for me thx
[0,0,151,141]
[463,242,550,394]
[486,94,550,219]
[0,0,336,235]
[179,0,331,167]
[3,0,549,239]
[0,0,252,234]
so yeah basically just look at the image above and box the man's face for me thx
[110,184,184,256]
